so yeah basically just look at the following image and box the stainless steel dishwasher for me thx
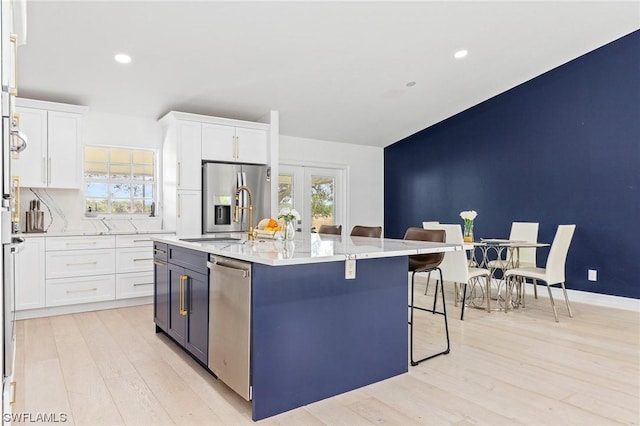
[207,255,252,400]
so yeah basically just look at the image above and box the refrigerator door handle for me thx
[10,127,27,153]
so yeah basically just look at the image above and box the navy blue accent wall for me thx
[384,31,640,299]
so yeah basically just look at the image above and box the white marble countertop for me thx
[153,233,463,266]
[17,230,174,238]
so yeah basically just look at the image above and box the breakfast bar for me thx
[152,233,460,420]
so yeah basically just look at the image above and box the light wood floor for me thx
[12,277,640,425]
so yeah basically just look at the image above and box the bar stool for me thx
[350,225,382,238]
[318,224,342,235]
[405,227,449,365]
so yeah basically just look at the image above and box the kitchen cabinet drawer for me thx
[116,272,154,299]
[116,248,154,273]
[154,242,168,262]
[46,249,115,279]
[46,275,115,307]
[168,245,208,275]
[46,235,115,251]
[116,234,162,248]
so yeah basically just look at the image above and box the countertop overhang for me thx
[152,234,462,266]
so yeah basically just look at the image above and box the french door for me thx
[278,165,345,233]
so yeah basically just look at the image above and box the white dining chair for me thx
[504,224,576,322]
[486,222,539,271]
[422,221,439,228]
[423,223,491,320]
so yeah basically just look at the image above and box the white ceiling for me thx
[17,1,639,147]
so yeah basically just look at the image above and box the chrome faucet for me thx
[233,185,256,241]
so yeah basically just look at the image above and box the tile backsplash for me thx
[18,188,163,234]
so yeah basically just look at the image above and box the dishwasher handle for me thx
[207,259,250,278]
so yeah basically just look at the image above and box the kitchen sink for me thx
[180,237,243,243]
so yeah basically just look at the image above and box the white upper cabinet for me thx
[13,99,86,189]
[202,123,268,164]
[47,110,82,188]
[12,107,46,187]
[202,123,235,162]
[160,111,269,236]
[175,120,202,190]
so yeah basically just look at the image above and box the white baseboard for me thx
[522,283,639,312]
[15,296,153,320]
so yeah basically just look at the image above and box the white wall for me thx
[83,110,162,149]
[279,134,384,235]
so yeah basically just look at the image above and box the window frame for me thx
[83,145,158,216]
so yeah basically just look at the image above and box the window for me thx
[84,146,156,215]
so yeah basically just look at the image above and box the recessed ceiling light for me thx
[114,53,132,64]
[454,50,468,59]
[406,81,416,87]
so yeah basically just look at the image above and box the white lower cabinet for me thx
[15,237,46,310]
[115,234,158,299]
[116,272,154,299]
[45,236,116,307]
[46,275,116,307]
[115,248,154,274]
[14,233,164,315]
[46,248,116,279]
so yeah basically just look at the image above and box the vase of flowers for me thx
[459,210,477,243]
[278,207,301,241]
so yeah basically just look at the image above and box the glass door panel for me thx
[279,165,344,234]
[309,174,335,232]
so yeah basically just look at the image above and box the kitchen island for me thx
[152,233,460,421]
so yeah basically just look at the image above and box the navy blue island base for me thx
[251,255,408,420]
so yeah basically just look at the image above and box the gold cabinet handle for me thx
[133,239,151,243]
[66,241,97,246]
[9,34,17,96]
[154,248,166,254]
[177,194,181,218]
[133,257,153,262]
[177,162,181,187]
[66,287,97,294]
[179,274,188,316]
[65,261,98,266]
[10,381,17,405]
[153,259,167,266]
[133,282,153,287]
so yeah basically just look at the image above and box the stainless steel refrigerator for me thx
[202,162,271,234]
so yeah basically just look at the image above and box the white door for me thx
[278,165,345,233]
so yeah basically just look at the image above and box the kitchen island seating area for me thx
[152,233,461,420]
[404,227,449,365]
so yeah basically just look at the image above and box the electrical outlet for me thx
[588,269,597,282]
